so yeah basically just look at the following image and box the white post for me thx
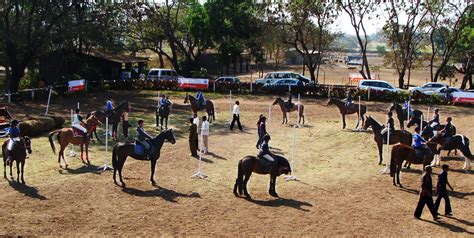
[213,81,216,92]
[358,96,361,129]
[380,124,391,174]
[426,107,430,124]
[250,82,253,94]
[296,93,301,128]
[69,109,76,157]
[192,123,207,179]
[406,101,410,129]
[98,117,113,171]
[285,125,299,181]
[420,115,423,130]
[45,86,52,115]
[77,102,80,110]
[229,90,232,124]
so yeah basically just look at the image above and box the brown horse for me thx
[326,97,366,129]
[112,129,176,187]
[272,97,305,124]
[48,116,102,168]
[233,155,291,198]
[363,116,412,165]
[184,94,215,123]
[390,143,437,187]
[86,101,130,141]
[2,137,32,184]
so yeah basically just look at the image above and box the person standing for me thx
[414,165,439,221]
[230,101,242,131]
[122,111,131,139]
[256,115,267,149]
[192,113,199,126]
[189,117,199,157]
[434,164,454,216]
[201,116,209,154]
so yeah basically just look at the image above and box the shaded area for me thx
[7,180,47,200]
[58,164,101,175]
[421,218,474,235]
[121,186,200,203]
[245,197,313,212]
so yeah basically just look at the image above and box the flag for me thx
[68,79,86,93]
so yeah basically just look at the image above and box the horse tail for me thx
[48,130,59,155]
[390,146,397,177]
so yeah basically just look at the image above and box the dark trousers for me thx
[123,121,130,138]
[230,114,242,131]
[414,194,437,218]
[189,138,198,156]
[434,191,452,215]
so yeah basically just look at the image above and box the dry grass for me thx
[0,90,473,236]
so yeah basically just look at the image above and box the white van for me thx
[358,79,400,93]
[146,68,178,82]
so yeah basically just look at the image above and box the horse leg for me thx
[9,161,13,179]
[342,114,346,129]
[397,163,403,188]
[159,117,164,130]
[377,142,383,165]
[80,144,84,163]
[20,160,25,184]
[150,159,157,186]
[16,160,20,182]
[243,172,252,198]
[59,146,68,169]
[85,142,90,164]
[3,160,6,178]
[269,175,278,197]
[355,112,360,129]
[118,156,126,187]
[165,117,168,130]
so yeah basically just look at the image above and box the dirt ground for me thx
[0,90,473,236]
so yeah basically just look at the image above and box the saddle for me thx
[257,156,274,173]
[72,127,86,138]
[134,140,154,157]
[197,102,207,111]
[286,102,294,112]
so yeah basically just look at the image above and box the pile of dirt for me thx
[19,115,65,137]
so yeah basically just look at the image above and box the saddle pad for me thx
[72,127,85,138]
[134,143,145,155]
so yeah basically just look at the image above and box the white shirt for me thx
[233,105,240,115]
[72,114,81,126]
[201,121,209,136]
[193,117,199,125]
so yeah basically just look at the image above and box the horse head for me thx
[406,116,417,128]
[184,93,191,104]
[163,129,176,144]
[23,136,32,154]
[86,115,102,128]
[326,98,334,107]
[389,102,397,112]
[362,115,372,130]
[275,155,291,176]
[272,97,282,106]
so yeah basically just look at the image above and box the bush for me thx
[19,115,64,137]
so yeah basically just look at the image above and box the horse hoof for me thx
[399,184,404,188]
[270,192,279,198]
[151,181,157,187]
[121,183,126,188]
[233,191,239,197]
[21,180,25,184]
[244,193,251,199]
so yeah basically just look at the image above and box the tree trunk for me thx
[398,72,405,89]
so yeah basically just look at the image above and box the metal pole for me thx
[69,109,76,157]
[45,87,52,115]
[421,115,423,130]
[98,117,113,171]
[7,91,11,103]
[296,93,301,128]
[285,125,299,181]
[380,124,391,174]
[192,122,207,179]
[229,90,232,123]
[358,96,361,129]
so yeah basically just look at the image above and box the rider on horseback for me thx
[438,117,454,143]
[258,134,276,165]
[413,127,431,160]
[345,90,353,108]
[381,112,395,143]
[428,108,440,129]
[72,108,88,143]
[6,119,21,165]
[196,91,206,109]
[105,96,115,117]
[137,120,153,160]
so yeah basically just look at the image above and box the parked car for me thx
[263,79,303,89]
[214,76,241,84]
[423,87,463,97]
[146,68,178,82]
[408,82,448,94]
[358,79,400,93]
[255,72,310,85]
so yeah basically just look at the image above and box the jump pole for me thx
[296,93,301,128]
[406,100,410,129]
[358,96,361,129]
[420,115,423,130]
[228,90,232,124]
[380,124,390,174]
[45,86,52,115]
[191,124,207,179]
[98,117,113,171]
[69,109,76,157]
[285,125,299,181]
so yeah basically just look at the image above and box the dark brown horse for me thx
[390,143,437,187]
[272,97,305,124]
[87,101,130,141]
[112,129,176,187]
[233,155,291,198]
[326,97,366,129]
[389,102,422,130]
[184,94,215,123]
[363,116,412,165]
[2,137,32,184]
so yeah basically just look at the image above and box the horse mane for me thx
[367,116,383,131]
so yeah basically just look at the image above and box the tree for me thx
[453,10,474,89]
[339,1,375,79]
[279,0,339,82]
[0,1,74,95]
[426,2,472,82]
[382,1,428,88]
